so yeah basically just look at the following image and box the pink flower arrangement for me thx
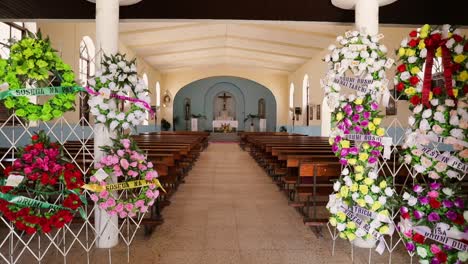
[90,135,163,219]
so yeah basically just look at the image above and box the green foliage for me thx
[161,118,171,131]
[0,30,78,122]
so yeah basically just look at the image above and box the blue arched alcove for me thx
[173,76,277,131]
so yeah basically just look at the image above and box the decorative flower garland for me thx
[87,136,162,219]
[0,131,85,234]
[87,53,152,131]
[322,30,395,249]
[398,182,467,264]
[0,31,79,122]
[394,24,467,103]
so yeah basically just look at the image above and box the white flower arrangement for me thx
[88,54,150,131]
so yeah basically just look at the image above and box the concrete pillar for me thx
[331,0,397,35]
[93,0,119,249]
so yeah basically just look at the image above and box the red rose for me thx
[431,33,442,43]
[25,226,36,235]
[454,214,464,225]
[433,87,442,96]
[34,143,44,150]
[401,212,410,219]
[15,221,26,231]
[436,252,447,262]
[3,166,12,176]
[451,63,461,73]
[409,76,419,86]
[408,39,418,47]
[429,198,441,209]
[41,224,52,233]
[413,233,425,243]
[409,30,417,38]
[63,194,81,210]
[396,82,405,92]
[464,42,468,52]
[410,95,421,106]
[397,64,406,73]
[464,84,468,94]
[31,135,39,141]
[452,34,463,42]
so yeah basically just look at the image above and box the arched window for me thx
[302,74,310,125]
[289,83,294,109]
[155,82,161,107]
[0,22,36,125]
[321,97,331,137]
[79,36,95,124]
[142,73,149,125]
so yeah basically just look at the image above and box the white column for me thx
[331,0,397,35]
[94,0,119,249]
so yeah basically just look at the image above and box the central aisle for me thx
[139,143,353,264]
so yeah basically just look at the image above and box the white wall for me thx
[36,22,163,124]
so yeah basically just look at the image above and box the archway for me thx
[173,76,277,131]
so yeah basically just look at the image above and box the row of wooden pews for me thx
[243,133,415,234]
[0,131,209,236]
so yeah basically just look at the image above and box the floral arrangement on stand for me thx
[0,31,80,122]
[322,30,396,251]
[87,53,153,131]
[86,136,163,219]
[397,24,467,264]
[220,123,232,133]
[0,131,85,234]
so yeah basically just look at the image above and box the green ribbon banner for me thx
[0,192,86,219]
[0,86,85,100]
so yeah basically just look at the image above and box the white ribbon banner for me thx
[412,225,468,252]
[417,145,468,173]
[340,205,386,255]
[332,76,377,95]
[345,134,393,159]
[418,134,468,148]
[352,206,393,225]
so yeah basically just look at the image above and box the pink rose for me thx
[24,167,33,174]
[128,170,139,177]
[90,176,98,183]
[138,164,147,171]
[135,200,145,208]
[427,190,439,198]
[90,194,99,202]
[140,206,148,213]
[106,198,116,207]
[432,125,443,134]
[430,244,441,254]
[146,190,154,199]
[99,190,109,199]
[117,150,125,157]
[128,211,136,218]
[108,210,117,216]
[125,203,134,212]
[99,202,108,209]
[147,162,153,168]
[129,161,137,167]
[115,203,124,212]
[120,159,129,170]
[121,139,131,149]
[119,211,128,218]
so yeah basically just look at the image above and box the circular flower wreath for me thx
[399,182,467,264]
[323,30,395,246]
[90,136,161,219]
[399,25,467,182]
[394,24,468,102]
[88,53,151,131]
[0,32,78,122]
[0,131,84,234]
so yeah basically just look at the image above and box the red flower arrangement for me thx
[0,131,85,234]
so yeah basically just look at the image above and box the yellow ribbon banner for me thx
[82,179,165,193]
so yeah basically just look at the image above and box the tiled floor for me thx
[130,143,410,264]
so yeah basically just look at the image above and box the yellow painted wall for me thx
[36,22,163,124]
[160,66,289,126]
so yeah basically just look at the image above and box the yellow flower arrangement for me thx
[368,122,376,131]
[340,140,350,148]
[404,87,416,96]
[373,118,382,125]
[336,112,344,121]
[454,54,466,64]
[371,201,382,211]
[359,185,369,195]
[410,66,420,75]
[355,165,364,173]
[364,177,374,186]
[355,173,363,181]
[354,98,363,105]
[348,158,357,165]
[376,127,385,137]
[359,152,369,161]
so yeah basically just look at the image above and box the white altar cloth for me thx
[212,120,238,131]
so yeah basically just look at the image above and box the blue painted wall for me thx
[173,76,277,131]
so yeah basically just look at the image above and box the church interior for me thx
[0,0,466,263]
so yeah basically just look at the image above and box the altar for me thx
[212,120,238,132]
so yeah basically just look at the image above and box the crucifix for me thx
[218,92,231,110]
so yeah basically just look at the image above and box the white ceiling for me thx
[119,21,351,74]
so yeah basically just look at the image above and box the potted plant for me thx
[244,114,259,132]
[161,118,171,131]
